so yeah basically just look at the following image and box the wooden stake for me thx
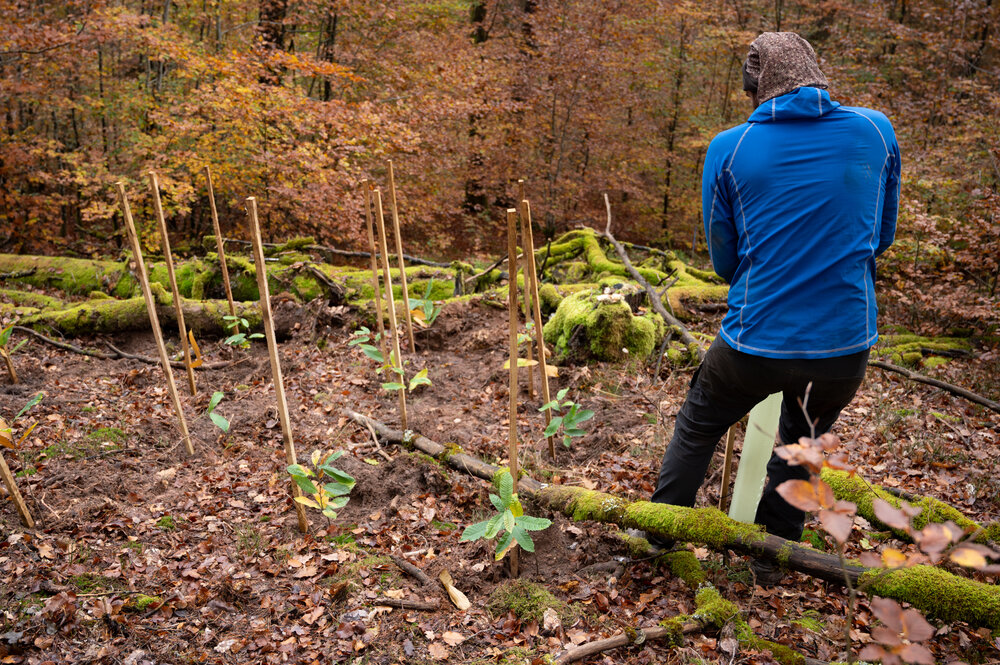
[718,426,737,511]
[506,208,521,578]
[116,182,194,456]
[362,181,389,363]
[387,161,416,351]
[1,349,17,384]
[148,171,197,396]
[517,180,534,398]
[204,165,236,317]
[246,197,309,534]
[0,447,34,528]
[520,200,555,459]
[374,189,408,430]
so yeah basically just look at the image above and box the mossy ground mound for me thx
[542,286,664,362]
[487,579,576,625]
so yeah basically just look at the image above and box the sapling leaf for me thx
[323,482,353,496]
[460,520,491,542]
[10,339,27,354]
[287,464,313,478]
[209,411,230,433]
[322,508,339,519]
[294,496,321,509]
[408,368,431,390]
[538,400,559,412]
[16,421,38,446]
[502,509,515,533]
[498,471,514,505]
[568,409,594,425]
[511,525,535,552]
[484,512,504,539]
[327,495,350,509]
[564,428,586,437]
[321,467,354,485]
[555,387,570,401]
[563,435,572,448]
[248,333,264,340]
[495,530,516,560]
[509,498,523,518]
[360,345,385,363]
[0,326,12,346]
[381,382,406,391]
[291,476,319,495]
[207,391,224,414]
[489,493,504,512]
[516,515,552,531]
[543,416,563,437]
[15,392,44,421]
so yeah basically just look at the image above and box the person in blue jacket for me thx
[649,32,900,581]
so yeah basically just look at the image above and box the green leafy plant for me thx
[222,315,263,349]
[349,328,431,394]
[348,327,385,363]
[408,279,442,328]
[460,470,551,560]
[1,391,45,465]
[539,388,594,447]
[287,450,356,520]
[206,391,230,433]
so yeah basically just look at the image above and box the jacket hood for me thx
[748,87,840,123]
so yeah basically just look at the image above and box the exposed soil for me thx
[1,292,998,664]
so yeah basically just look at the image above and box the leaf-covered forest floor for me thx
[1,285,999,665]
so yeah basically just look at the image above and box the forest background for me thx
[1,0,999,328]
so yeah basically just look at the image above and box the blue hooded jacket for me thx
[704,87,900,359]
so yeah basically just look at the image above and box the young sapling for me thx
[206,391,230,433]
[539,388,594,448]
[287,450,356,521]
[460,470,551,560]
[223,315,264,349]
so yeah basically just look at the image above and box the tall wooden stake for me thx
[148,172,197,396]
[362,181,389,363]
[517,180,534,398]
[116,182,194,456]
[204,165,236,317]
[0,448,34,528]
[374,189,408,430]
[246,197,309,534]
[506,208,521,578]
[718,426,737,511]
[520,200,555,459]
[387,161,416,351]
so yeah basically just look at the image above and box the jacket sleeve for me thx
[876,130,900,258]
[703,142,738,284]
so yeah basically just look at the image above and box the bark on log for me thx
[344,409,1000,630]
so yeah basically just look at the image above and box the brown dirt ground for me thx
[1,292,998,664]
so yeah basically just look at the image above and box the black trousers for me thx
[651,336,869,541]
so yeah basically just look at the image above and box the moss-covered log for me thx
[3,283,263,336]
[823,468,1000,543]
[344,409,1000,630]
[0,252,457,305]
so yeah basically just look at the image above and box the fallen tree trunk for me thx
[823,468,1000,543]
[9,283,266,336]
[344,409,1000,630]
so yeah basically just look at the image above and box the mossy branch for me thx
[823,468,1000,542]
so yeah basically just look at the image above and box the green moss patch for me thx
[487,579,575,624]
[543,288,664,361]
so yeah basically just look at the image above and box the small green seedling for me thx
[460,470,551,560]
[348,327,385,363]
[539,387,594,448]
[222,315,264,349]
[206,391,229,433]
[287,450,356,520]
[0,392,44,456]
[349,329,432,394]
[408,279,442,328]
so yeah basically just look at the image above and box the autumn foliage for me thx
[1,0,997,269]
